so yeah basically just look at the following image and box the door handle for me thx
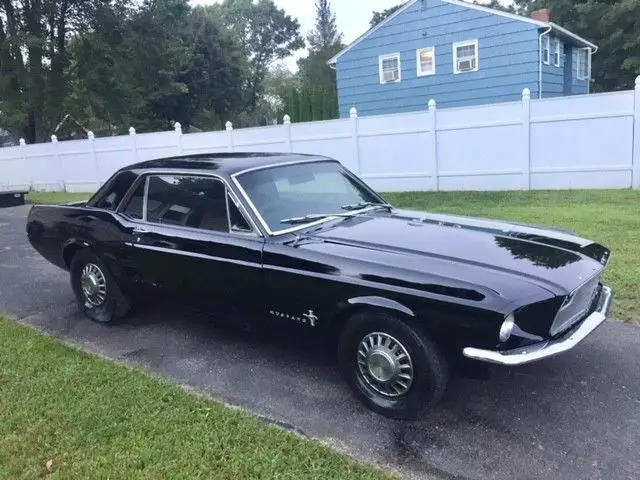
[133,226,150,234]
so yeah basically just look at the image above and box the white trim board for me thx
[327,0,597,65]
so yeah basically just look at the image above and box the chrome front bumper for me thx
[463,285,613,366]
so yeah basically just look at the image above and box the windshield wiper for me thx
[341,201,392,212]
[280,212,353,225]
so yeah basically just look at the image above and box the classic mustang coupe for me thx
[26,153,613,419]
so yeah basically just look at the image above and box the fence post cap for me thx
[88,131,95,139]
[225,121,233,130]
[19,138,25,146]
[428,99,436,109]
[129,126,136,135]
[349,107,358,118]
[283,114,291,124]
[51,134,58,143]
[522,87,531,99]
[635,75,640,88]
[174,122,182,132]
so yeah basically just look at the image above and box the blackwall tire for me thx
[338,311,448,420]
[69,249,132,324]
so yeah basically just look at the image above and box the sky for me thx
[189,0,406,70]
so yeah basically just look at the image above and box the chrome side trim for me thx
[463,285,613,366]
[133,243,261,268]
[230,157,332,177]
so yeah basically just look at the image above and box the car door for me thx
[119,172,265,312]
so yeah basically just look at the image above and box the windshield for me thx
[235,161,385,233]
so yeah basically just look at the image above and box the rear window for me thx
[88,171,139,210]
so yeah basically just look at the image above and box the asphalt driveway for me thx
[1,205,639,480]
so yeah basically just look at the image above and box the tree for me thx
[369,2,406,28]
[0,0,129,142]
[297,0,343,117]
[211,0,304,112]
[68,0,194,133]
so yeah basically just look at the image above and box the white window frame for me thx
[577,47,591,80]
[452,40,479,74]
[552,38,561,67]
[416,47,436,76]
[378,53,401,84]
[542,35,550,65]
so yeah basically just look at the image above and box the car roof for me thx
[125,152,334,176]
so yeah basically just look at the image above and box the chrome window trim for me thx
[230,159,389,237]
[118,169,263,238]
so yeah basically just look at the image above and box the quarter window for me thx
[122,179,145,220]
[416,47,435,76]
[453,40,479,74]
[379,53,401,84]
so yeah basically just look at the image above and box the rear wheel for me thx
[338,311,448,420]
[70,249,131,324]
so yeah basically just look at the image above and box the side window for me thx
[122,179,145,220]
[144,175,228,232]
[92,171,138,210]
[227,194,252,233]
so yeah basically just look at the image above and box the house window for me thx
[577,47,590,80]
[542,35,550,65]
[379,53,401,84]
[453,40,478,74]
[552,39,561,67]
[416,47,435,76]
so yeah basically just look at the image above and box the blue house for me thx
[328,0,597,117]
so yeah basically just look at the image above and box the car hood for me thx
[301,208,608,297]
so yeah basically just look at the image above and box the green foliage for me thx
[296,0,343,116]
[210,0,304,113]
[370,3,406,28]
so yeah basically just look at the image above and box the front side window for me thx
[121,174,252,234]
[416,47,435,76]
[577,48,590,80]
[453,40,479,74]
[236,161,384,233]
[379,53,401,84]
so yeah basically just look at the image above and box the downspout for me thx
[538,26,552,99]
[588,45,598,94]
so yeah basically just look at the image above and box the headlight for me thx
[499,313,515,342]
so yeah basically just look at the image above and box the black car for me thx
[26,153,613,419]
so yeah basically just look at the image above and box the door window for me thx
[122,174,253,234]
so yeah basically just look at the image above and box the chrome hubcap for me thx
[80,263,107,307]
[357,332,414,397]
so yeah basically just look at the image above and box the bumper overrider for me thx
[463,285,613,366]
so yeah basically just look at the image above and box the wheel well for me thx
[330,303,452,354]
[63,243,84,269]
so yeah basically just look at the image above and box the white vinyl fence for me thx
[2,77,640,193]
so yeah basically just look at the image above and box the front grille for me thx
[550,275,601,336]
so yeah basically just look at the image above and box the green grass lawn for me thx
[26,191,92,205]
[26,189,639,320]
[0,317,392,479]
[383,190,640,321]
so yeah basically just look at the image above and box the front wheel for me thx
[70,249,132,324]
[338,311,448,420]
